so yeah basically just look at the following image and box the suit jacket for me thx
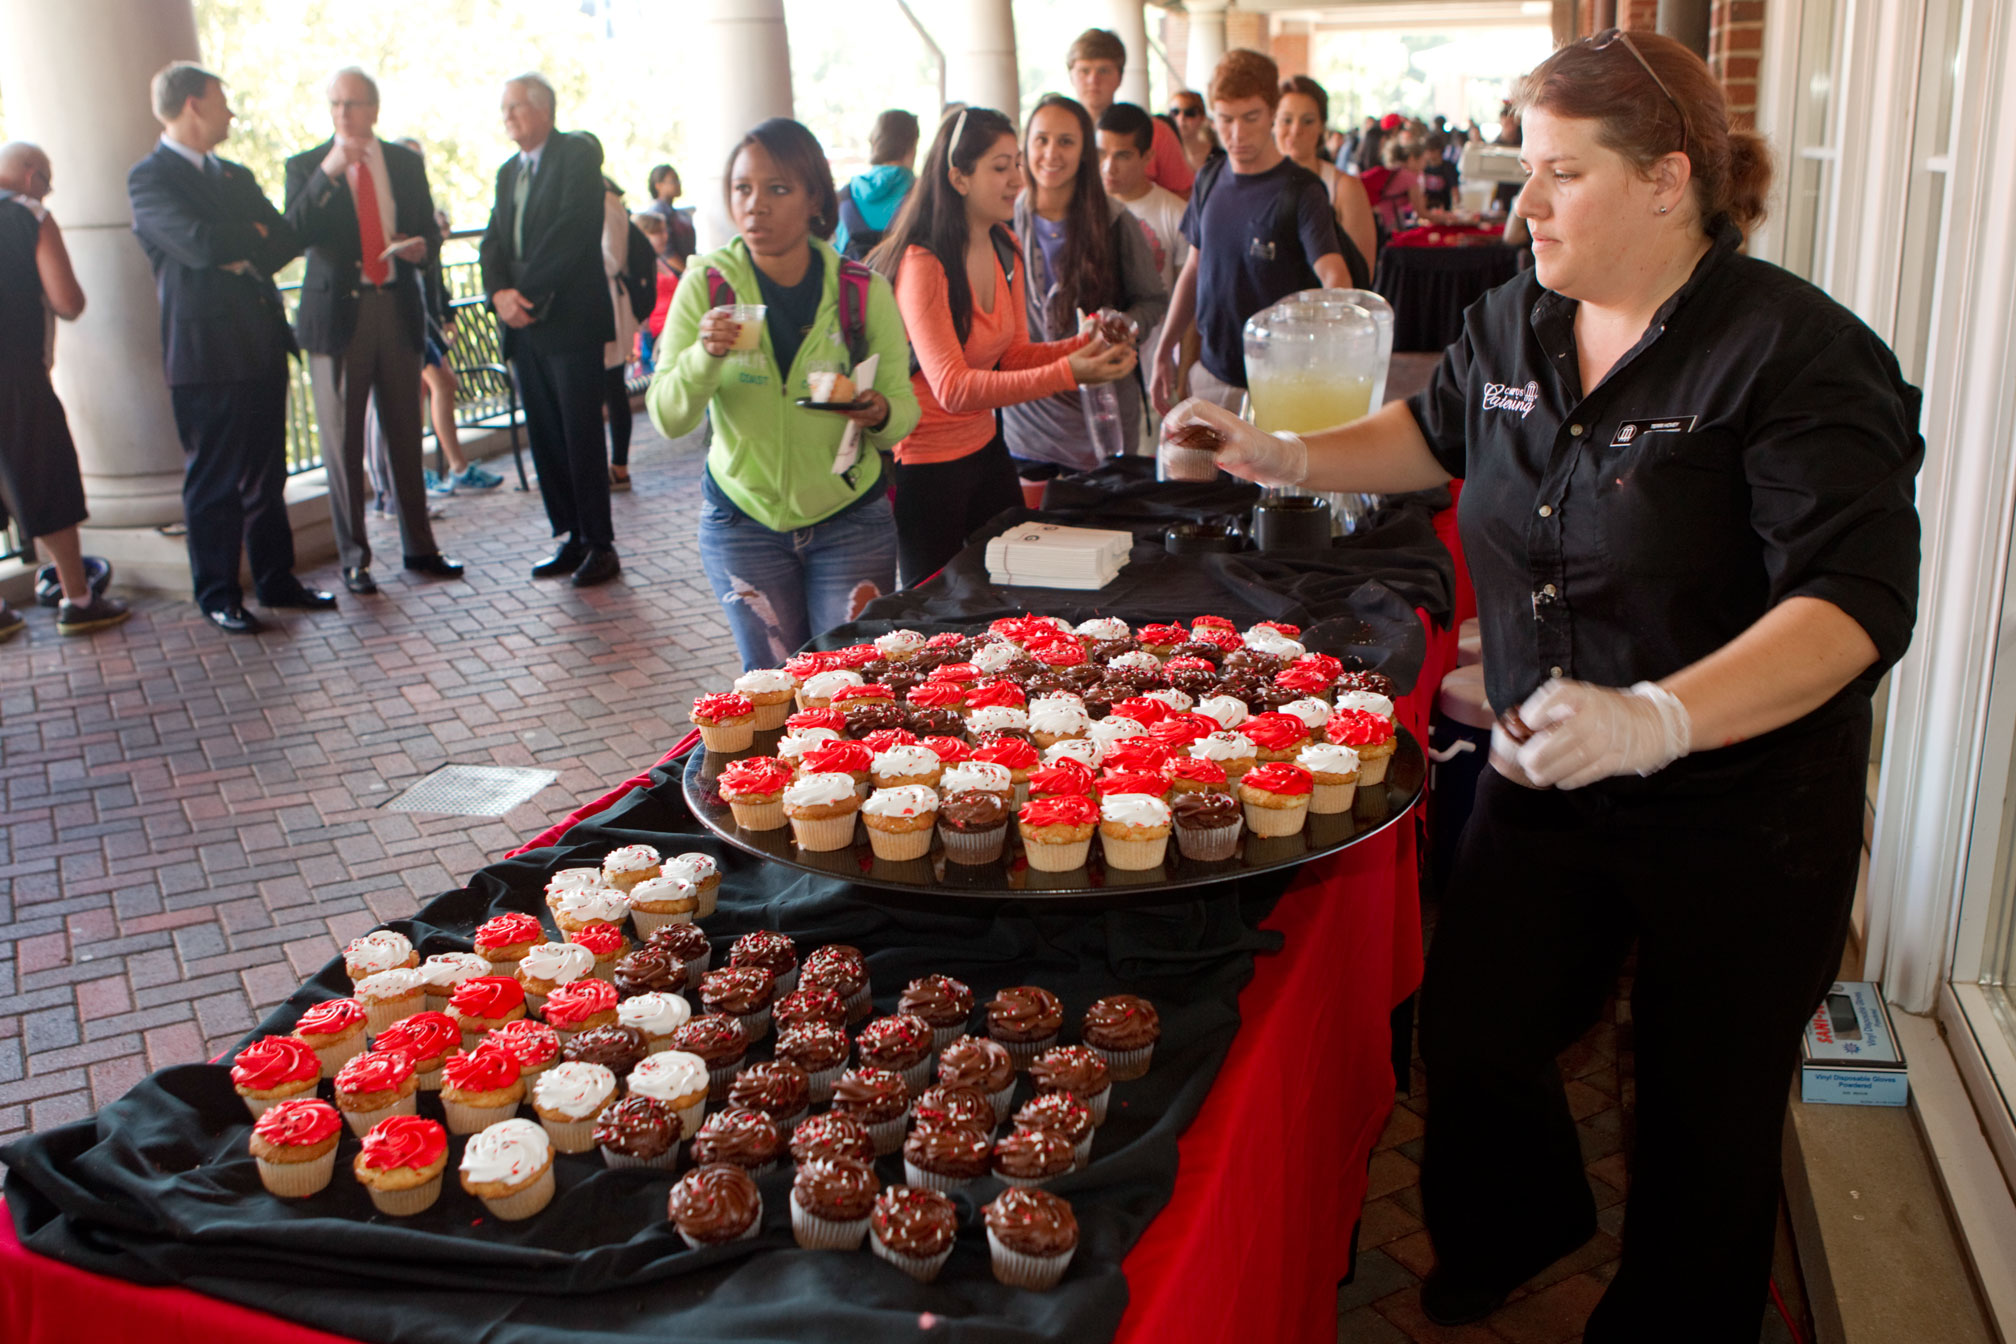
[478,130,612,356]
[282,138,441,356]
[127,144,301,386]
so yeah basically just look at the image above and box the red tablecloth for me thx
[1387,223,1505,248]
[1,623,1442,1344]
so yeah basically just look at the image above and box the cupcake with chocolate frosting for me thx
[902,1122,993,1193]
[727,1060,812,1129]
[1029,1045,1113,1125]
[775,1021,851,1102]
[899,974,975,1049]
[829,1066,910,1155]
[689,1106,784,1175]
[668,1163,763,1249]
[868,1185,959,1283]
[594,1093,683,1170]
[789,1112,877,1166]
[1171,790,1243,862]
[985,1187,1079,1289]
[938,1035,1017,1122]
[1080,994,1161,1080]
[791,1156,880,1249]
[990,1126,1076,1189]
[987,985,1064,1067]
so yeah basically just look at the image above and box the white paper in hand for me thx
[830,353,880,475]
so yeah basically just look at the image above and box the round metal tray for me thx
[682,728,1424,907]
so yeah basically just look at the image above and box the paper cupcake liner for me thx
[682,949,714,980]
[522,990,548,1015]
[987,1228,1076,1290]
[443,1097,520,1136]
[843,987,873,1023]
[927,1022,969,1051]
[1242,800,1309,837]
[1356,753,1391,786]
[306,1033,368,1075]
[751,699,793,731]
[902,1159,976,1194]
[1022,837,1091,872]
[865,1114,908,1156]
[727,1006,771,1043]
[414,1064,445,1093]
[870,1232,955,1283]
[255,1147,336,1198]
[479,1164,556,1221]
[538,1113,602,1154]
[240,1086,315,1121]
[697,722,756,753]
[866,824,934,862]
[1072,1131,1094,1169]
[940,824,1007,866]
[772,967,799,996]
[364,996,424,1036]
[1174,818,1243,862]
[679,1213,762,1252]
[987,1083,1018,1126]
[728,798,788,832]
[364,1173,443,1217]
[995,1170,1060,1189]
[601,1145,679,1171]
[1087,1042,1154,1082]
[999,1033,1058,1070]
[706,1061,741,1104]
[796,1062,843,1104]
[1082,1087,1110,1126]
[1099,832,1169,871]
[790,811,859,852]
[695,885,719,918]
[1310,781,1358,815]
[897,1057,936,1094]
[674,1096,709,1138]
[341,1092,417,1137]
[791,1200,872,1250]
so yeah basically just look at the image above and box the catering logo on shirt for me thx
[1481,380,1540,418]
[1610,416,1699,446]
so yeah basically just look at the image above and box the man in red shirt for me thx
[1066,29,1194,199]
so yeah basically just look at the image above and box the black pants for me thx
[603,365,631,468]
[1419,701,1868,1343]
[513,346,613,547]
[169,374,296,611]
[891,429,1021,587]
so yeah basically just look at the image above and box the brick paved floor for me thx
[0,403,1799,1342]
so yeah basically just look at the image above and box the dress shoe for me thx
[205,605,263,635]
[570,545,621,587]
[403,552,465,579]
[342,566,378,595]
[56,595,132,636]
[1418,1224,1598,1327]
[531,541,587,579]
[259,583,338,610]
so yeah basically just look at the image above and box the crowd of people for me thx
[0,28,1487,645]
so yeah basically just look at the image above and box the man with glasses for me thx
[284,67,464,597]
[1065,29,1194,198]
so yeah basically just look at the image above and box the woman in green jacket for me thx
[648,118,920,669]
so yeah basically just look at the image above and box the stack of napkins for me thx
[985,523,1134,591]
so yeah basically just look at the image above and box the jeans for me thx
[697,491,898,669]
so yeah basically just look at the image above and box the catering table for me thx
[1373,241,1524,352]
[1,468,1457,1344]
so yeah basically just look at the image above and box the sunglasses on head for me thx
[1590,28,1689,157]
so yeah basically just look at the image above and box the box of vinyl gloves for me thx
[1799,981,1908,1107]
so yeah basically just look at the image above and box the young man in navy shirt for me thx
[1148,49,1354,414]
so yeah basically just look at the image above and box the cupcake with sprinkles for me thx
[353,1114,449,1216]
[231,1034,321,1120]
[293,997,369,1072]
[459,1117,556,1220]
[690,692,757,752]
[600,843,662,893]
[473,911,547,970]
[248,1098,343,1198]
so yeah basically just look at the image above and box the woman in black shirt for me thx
[1162,32,1921,1343]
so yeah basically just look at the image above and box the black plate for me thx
[681,727,1424,908]
[793,397,871,412]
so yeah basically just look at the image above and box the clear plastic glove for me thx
[1513,679,1691,791]
[1156,398,1307,487]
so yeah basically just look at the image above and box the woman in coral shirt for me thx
[870,107,1135,586]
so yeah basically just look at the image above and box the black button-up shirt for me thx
[1409,224,1922,737]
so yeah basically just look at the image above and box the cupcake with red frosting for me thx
[248,1098,342,1197]
[690,692,757,752]
[372,1010,461,1091]
[293,997,369,1072]
[353,1114,449,1216]
[1016,795,1098,872]
[473,911,546,969]
[483,1018,560,1085]
[334,1046,418,1136]
[446,974,528,1044]
[439,1042,526,1134]
[717,756,793,832]
[1241,711,1315,764]
[1167,755,1230,796]
[1236,762,1315,837]
[230,1034,320,1119]
[1325,706,1397,785]
[568,922,629,980]
[542,976,620,1042]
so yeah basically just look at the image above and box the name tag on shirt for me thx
[1610,415,1699,447]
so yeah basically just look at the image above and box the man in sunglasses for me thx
[1167,90,1219,175]
[1066,29,1193,198]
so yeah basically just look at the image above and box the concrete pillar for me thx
[690,0,794,254]
[1185,0,1230,97]
[0,0,199,529]
[951,0,1020,126]
[1106,0,1153,110]
[1657,0,1712,56]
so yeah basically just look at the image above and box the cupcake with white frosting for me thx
[732,667,797,729]
[862,785,940,862]
[871,744,944,791]
[530,1060,618,1153]
[458,1117,555,1220]
[626,874,698,937]
[417,952,492,1013]
[1028,699,1091,749]
[1195,695,1249,730]
[343,930,416,985]
[1098,794,1173,870]
[355,966,427,1034]
[1278,698,1334,734]
[514,940,596,1011]
[798,668,864,711]
[664,852,722,918]
[617,991,692,1053]
[1088,715,1147,752]
[783,772,863,852]
[1042,738,1103,771]
[1190,730,1259,779]
[1297,742,1363,814]
[628,1049,712,1137]
[873,629,928,662]
[551,883,629,936]
[600,843,662,894]
[967,705,1030,737]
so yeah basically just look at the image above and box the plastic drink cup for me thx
[726,305,767,351]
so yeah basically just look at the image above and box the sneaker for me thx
[424,469,456,497]
[0,601,22,642]
[451,463,505,490]
[56,594,132,636]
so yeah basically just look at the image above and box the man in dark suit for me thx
[284,67,462,596]
[127,62,335,634]
[479,73,619,587]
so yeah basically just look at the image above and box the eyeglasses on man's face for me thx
[1169,105,1203,119]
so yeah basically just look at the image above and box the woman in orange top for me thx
[871,107,1135,586]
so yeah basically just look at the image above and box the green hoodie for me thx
[647,237,921,533]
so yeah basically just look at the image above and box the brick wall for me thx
[1227,10,1268,55]
[1709,0,1765,127]
[1623,0,1660,29]
[1273,32,1310,80]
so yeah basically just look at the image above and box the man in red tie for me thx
[284,67,462,595]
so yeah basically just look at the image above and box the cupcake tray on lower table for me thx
[680,728,1424,908]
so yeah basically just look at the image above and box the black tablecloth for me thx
[1372,243,1524,352]
[3,767,1296,1344]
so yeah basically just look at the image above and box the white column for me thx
[1106,0,1153,109]
[689,0,794,255]
[1185,0,1231,97]
[951,0,1021,126]
[0,0,199,529]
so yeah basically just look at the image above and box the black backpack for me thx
[622,221,656,322]
[1190,152,1372,291]
[836,186,883,262]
